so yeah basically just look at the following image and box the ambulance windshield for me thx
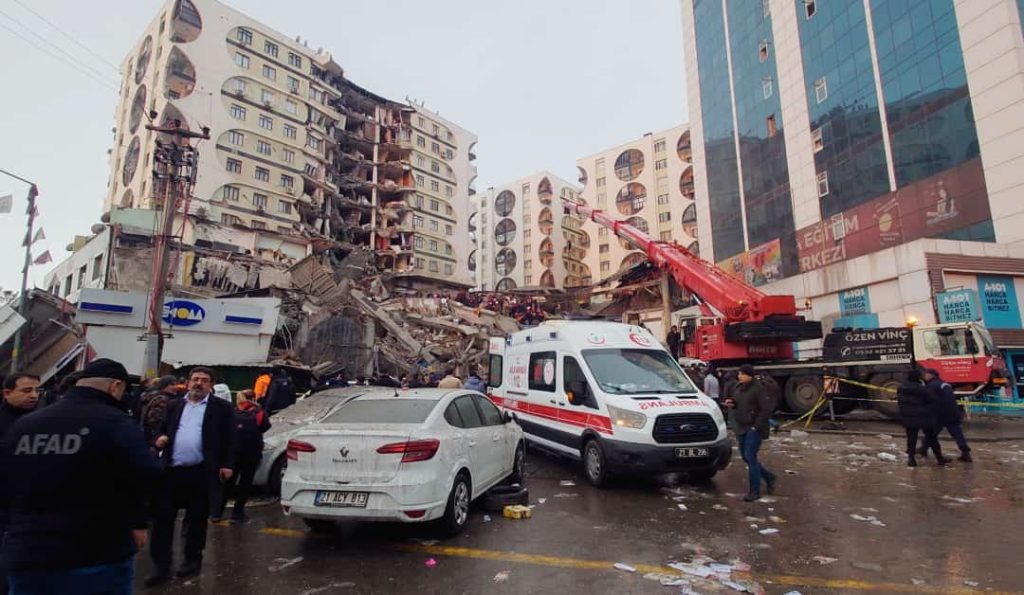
[582,349,697,395]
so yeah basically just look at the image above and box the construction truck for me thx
[563,200,1012,416]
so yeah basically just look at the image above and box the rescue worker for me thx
[253,369,272,405]
[463,371,486,393]
[724,364,777,502]
[898,370,947,467]
[438,369,462,389]
[264,368,296,415]
[0,358,160,594]
[921,368,972,463]
[213,394,270,523]
[140,375,179,452]
[666,325,681,360]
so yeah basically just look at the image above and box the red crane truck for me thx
[563,199,1012,416]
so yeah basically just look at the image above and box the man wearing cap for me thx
[147,366,235,586]
[922,368,973,463]
[724,364,778,502]
[0,358,160,594]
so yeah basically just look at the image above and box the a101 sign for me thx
[936,289,980,323]
[977,275,1022,329]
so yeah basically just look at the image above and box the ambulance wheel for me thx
[583,439,610,488]
[868,373,904,419]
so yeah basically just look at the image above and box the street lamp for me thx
[0,167,39,374]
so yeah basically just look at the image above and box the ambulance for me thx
[487,320,731,487]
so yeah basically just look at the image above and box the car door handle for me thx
[468,441,477,447]
[549,399,557,404]
[492,435,500,442]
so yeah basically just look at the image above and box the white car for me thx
[281,388,525,535]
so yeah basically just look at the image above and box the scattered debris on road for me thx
[268,557,304,573]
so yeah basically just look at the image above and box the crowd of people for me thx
[456,291,556,326]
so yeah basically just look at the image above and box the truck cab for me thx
[487,321,730,487]
[913,322,1012,397]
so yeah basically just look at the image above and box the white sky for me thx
[0,0,688,292]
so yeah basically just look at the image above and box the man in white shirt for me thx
[703,369,721,400]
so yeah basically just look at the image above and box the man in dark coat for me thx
[898,370,948,467]
[0,359,160,594]
[213,396,270,523]
[147,367,235,585]
[666,325,681,359]
[264,368,296,415]
[922,368,972,462]
[725,364,777,502]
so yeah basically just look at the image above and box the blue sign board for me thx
[977,275,1022,329]
[936,289,981,323]
[834,313,879,329]
[839,286,871,316]
[162,300,206,327]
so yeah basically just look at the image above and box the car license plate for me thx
[675,447,710,458]
[314,491,369,507]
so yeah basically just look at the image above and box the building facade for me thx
[104,0,477,293]
[475,173,588,291]
[575,125,696,281]
[681,0,1024,391]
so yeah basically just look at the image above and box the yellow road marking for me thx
[260,528,1017,594]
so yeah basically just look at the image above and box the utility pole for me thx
[140,117,209,379]
[0,167,38,374]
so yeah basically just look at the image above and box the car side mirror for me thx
[965,334,979,354]
[568,380,588,405]
[503,411,517,424]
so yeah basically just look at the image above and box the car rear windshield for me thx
[322,399,439,424]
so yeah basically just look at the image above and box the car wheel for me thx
[583,439,610,488]
[507,442,526,484]
[268,456,286,499]
[302,518,336,533]
[686,469,716,483]
[440,472,471,536]
[480,485,529,513]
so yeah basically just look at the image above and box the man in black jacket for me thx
[725,365,777,502]
[146,367,235,586]
[922,368,972,462]
[213,396,271,523]
[898,370,948,467]
[0,359,160,594]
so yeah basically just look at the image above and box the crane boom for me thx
[563,198,821,362]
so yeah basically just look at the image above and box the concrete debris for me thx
[613,563,637,573]
[553,493,578,498]
[492,571,510,583]
[811,556,838,565]
[677,504,689,511]
[942,495,980,504]
[911,578,926,586]
[789,430,809,439]
[268,556,304,572]
[559,480,576,487]
[964,580,980,587]
[876,452,898,462]
[758,528,779,535]
[850,514,886,527]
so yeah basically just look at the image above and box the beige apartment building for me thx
[575,125,696,281]
[103,0,477,294]
[474,173,589,291]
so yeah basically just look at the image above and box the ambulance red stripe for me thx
[489,394,613,435]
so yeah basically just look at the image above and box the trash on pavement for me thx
[613,562,636,573]
[492,571,510,583]
[483,515,491,523]
[942,495,979,504]
[876,452,898,462]
[425,558,437,568]
[503,505,532,519]
[553,493,578,498]
[911,579,926,586]
[537,498,547,504]
[811,556,838,565]
[677,504,689,511]
[758,528,779,535]
[790,430,809,439]
[768,516,786,524]
[712,504,729,511]
[559,480,576,487]
[268,556,304,573]
[964,580,980,587]
[876,434,892,440]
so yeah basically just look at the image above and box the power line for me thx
[11,0,121,72]
[0,8,118,87]
[0,18,119,93]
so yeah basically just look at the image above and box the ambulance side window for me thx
[563,356,596,409]
[488,354,503,387]
[528,351,557,392]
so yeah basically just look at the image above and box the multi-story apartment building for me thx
[475,173,588,291]
[681,0,1024,389]
[102,0,476,296]
[576,125,696,281]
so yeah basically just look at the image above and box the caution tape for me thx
[828,376,896,394]
[959,400,1024,409]
[824,375,1024,410]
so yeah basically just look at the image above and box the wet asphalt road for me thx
[136,430,1024,594]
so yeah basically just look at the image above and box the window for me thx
[444,263,453,275]
[226,158,242,173]
[445,244,452,256]
[416,155,426,167]
[804,0,816,19]
[254,167,270,182]
[264,40,278,57]
[307,136,322,151]
[811,127,823,153]
[528,351,557,392]
[600,262,610,273]
[452,396,484,428]
[262,65,277,81]
[282,148,295,163]
[413,194,424,208]
[429,239,438,252]
[431,161,440,173]
[285,99,298,114]
[474,395,503,425]
[234,79,248,95]
[413,215,424,228]
[251,220,266,230]
[228,130,244,145]
[758,39,769,62]
[223,186,240,201]
[766,114,777,138]
[444,402,465,427]
[660,230,672,241]
[654,139,666,153]
[445,224,452,236]
[234,53,249,68]
[259,114,273,130]
[288,52,301,68]
[261,89,274,105]
[599,243,609,254]
[415,175,424,187]
[416,136,426,147]
[417,116,426,127]
[252,193,268,209]
[430,200,439,212]
[429,219,439,232]
[446,148,454,159]
[658,212,671,223]
[430,180,439,191]
[280,174,294,189]
[287,76,299,93]
[278,200,292,214]
[414,236,424,249]
[222,214,241,226]
[230,104,246,120]
[415,257,424,269]
[655,158,668,171]
[814,77,827,103]
[429,260,439,272]
[444,185,453,197]
[283,124,297,139]
[598,227,608,237]
[563,357,595,408]
[522,183,530,195]
[91,254,104,280]
[657,194,669,205]
[236,28,252,45]
[432,124,440,135]
[596,177,606,188]
[762,77,773,99]
[816,171,829,197]
[431,142,440,154]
